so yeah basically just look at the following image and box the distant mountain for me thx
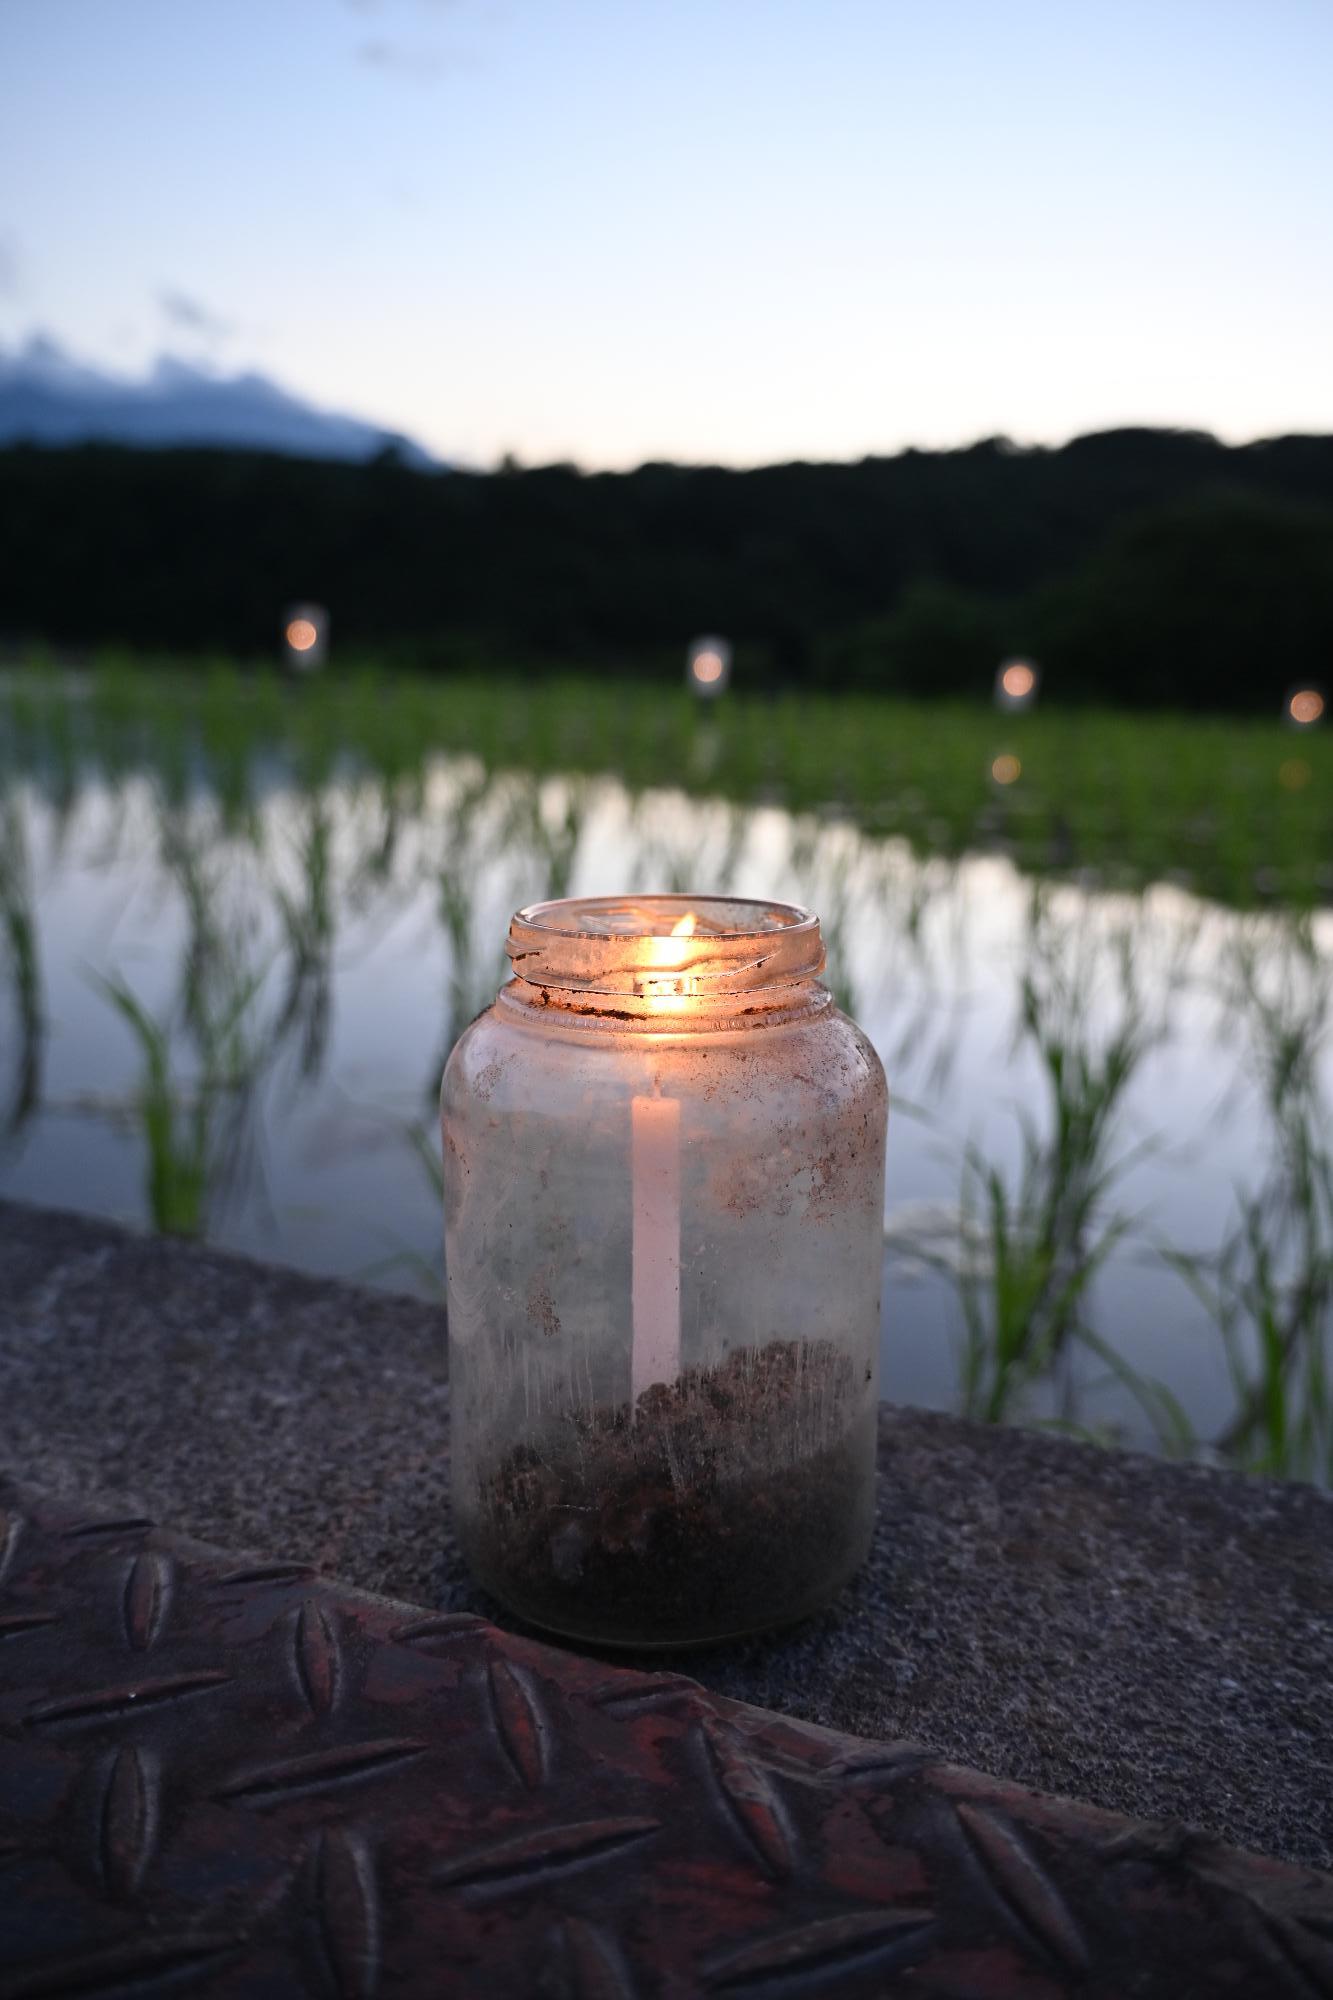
[0,335,436,466]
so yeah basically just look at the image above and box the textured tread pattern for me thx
[0,1476,1331,1997]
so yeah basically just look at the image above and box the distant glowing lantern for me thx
[991,753,1022,786]
[995,658,1039,712]
[283,602,329,672]
[1285,687,1325,729]
[687,635,732,699]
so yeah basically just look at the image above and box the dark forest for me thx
[5,426,1333,709]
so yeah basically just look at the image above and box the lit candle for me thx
[630,1088,681,1403]
[629,910,696,1403]
[442,890,889,1647]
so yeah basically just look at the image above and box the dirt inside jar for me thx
[462,1338,873,1647]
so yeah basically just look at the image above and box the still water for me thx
[2,755,1329,1458]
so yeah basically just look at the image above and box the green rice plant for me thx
[12,662,1333,908]
[917,897,1171,1427]
[1163,920,1333,1480]
[0,790,44,1132]
[97,975,209,1234]
[950,1135,1135,1425]
[92,963,262,1237]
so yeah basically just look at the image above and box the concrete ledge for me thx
[2,1198,1330,1870]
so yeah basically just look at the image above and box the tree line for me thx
[3,427,1332,709]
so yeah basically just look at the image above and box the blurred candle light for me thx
[687,635,732,699]
[282,602,329,672]
[995,658,1039,712]
[991,753,1022,785]
[1286,687,1325,729]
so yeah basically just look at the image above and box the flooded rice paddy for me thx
[2,677,1330,1479]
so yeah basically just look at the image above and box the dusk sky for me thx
[3,0,1331,469]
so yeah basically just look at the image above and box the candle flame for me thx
[646,909,699,973]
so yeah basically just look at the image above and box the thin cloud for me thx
[355,38,457,80]
[0,233,20,299]
[345,0,459,13]
[158,290,234,341]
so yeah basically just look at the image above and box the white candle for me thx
[630,1090,681,1403]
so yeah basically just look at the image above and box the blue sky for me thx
[3,0,1331,467]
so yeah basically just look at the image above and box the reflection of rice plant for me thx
[274,795,335,1077]
[158,808,228,1046]
[437,864,475,1033]
[0,792,44,1131]
[203,664,259,834]
[347,1116,447,1297]
[431,774,510,1069]
[526,781,588,904]
[1162,923,1333,1481]
[93,966,262,1236]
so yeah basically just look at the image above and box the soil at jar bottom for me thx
[463,1338,873,1647]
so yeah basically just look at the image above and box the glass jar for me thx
[440,894,888,1648]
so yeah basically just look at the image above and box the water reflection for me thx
[274,794,335,1078]
[1,750,1330,1475]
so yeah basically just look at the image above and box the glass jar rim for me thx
[506,894,826,997]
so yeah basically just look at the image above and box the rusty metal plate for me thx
[1,1480,1331,1998]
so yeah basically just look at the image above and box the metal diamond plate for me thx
[1,1479,1330,1998]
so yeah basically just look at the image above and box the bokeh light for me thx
[994,657,1039,712]
[991,753,1022,786]
[282,602,329,671]
[686,634,731,698]
[1287,688,1325,727]
[1279,758,1312,791]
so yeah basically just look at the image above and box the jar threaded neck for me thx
[506,894,825,1000]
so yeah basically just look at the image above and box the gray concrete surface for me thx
[1,1198,1329,1869]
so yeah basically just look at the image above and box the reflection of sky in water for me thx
[3,759,1329,1452]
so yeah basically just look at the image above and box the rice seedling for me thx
[914,894,1174,1427]
[20,655,1333,908]
[92,960,263,1237]
[0,790,44,1132]
[1161,920,1333,1481]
